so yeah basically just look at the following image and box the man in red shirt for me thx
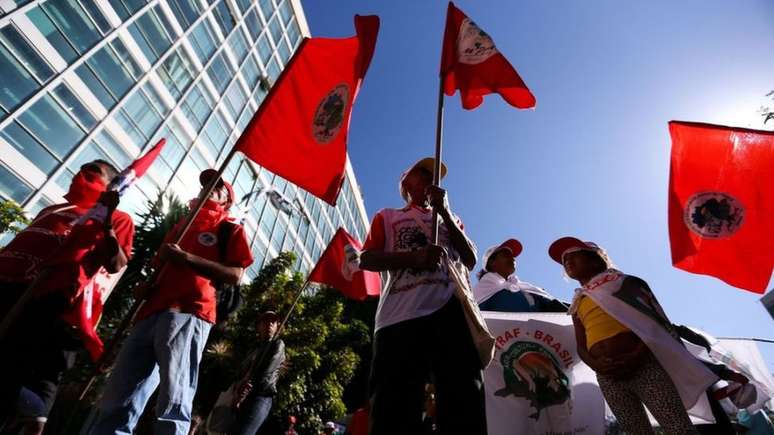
[0,160,134,433]
[91,169,254,435]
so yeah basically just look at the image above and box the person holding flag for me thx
[474,238,567,312]
[360,157,485,434]
[0,160,134,434]
[549,237,718,434]
[90,169,253,435]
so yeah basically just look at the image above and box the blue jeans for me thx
[89,311,211,435]
[230,395,273,435]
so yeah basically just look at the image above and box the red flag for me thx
[308,228,381,300]
[668,121,774,293]
[235,16,379,205]
[440,2,535,110]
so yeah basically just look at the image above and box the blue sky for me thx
[301,1,774,370]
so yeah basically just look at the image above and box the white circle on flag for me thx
[341,244,360,281]
[457,18,499,65]
[683,191,745,239]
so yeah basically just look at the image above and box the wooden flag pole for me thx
[430,78,446,244]
[79,146,241,401]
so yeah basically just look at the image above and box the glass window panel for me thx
[236,107,253,133]
[110,38,143,79]
[0,164,33,203]
[278,0,293,25]
[206,52,233,94]
[127,24,154,62]
[287,18,301,46]
[252,78,267,104]
[167,0,201,30]
[108,0,147,20]
[0,122,58,174]
[80,0,112,34]
[93,129,131,167]
[188,18,218,63]
[52,83,97,129]
[129,6,173,63]
[235,0,252,14]
[75,63,115,108]
[18,94,85,158]
[114,109,144,146]
[228,29,249,63]
[266,57,280,81]
[224,82,246,120]
[142,82,169,116]
[241,55,260,89]
[42,0,102,54]
[157,48,194,99]
[258,0,273,21]
[201,111,228,156]
[122,88,162,138]
[278,38,290,63]
[0,25,54,82]
[212,1,236,36]
[181,83,213,131]
[0,44,38,113]
[243,9,262,41]
[256,33,272,65]
[86,44,134,102]
[268,15,282,44]
[27,7,78,62]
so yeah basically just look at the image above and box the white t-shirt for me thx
[363,206,472,331]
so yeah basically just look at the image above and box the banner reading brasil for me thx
[483,312,606,435]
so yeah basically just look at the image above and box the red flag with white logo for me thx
[235,16,379,205]
[308,228,381,300]
[440,2,535,110]
[668,121,774,293]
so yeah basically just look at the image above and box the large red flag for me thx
[235,16,379,205]
[308,228,380,300]
[668,121,774,293]
[440,2,535,110]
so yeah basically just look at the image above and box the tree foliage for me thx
[0,199,30,235]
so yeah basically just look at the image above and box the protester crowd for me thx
[0,156,770,435]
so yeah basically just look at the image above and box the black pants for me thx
[0,284,77,423]
[368,297,487,435]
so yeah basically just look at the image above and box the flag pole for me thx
[430,77,445,244]
[78,146,241,400]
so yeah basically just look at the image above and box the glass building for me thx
[0,0,370,278]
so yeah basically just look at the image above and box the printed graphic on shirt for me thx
[198,232,217,247]
[387,213,452,295]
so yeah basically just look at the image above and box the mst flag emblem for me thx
[684,192,745,239]
[457,18,498,64]
[312,83,350,144]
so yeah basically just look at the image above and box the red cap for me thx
[548,237,601,264]
[483,238,523,267]
[199,169,235,208]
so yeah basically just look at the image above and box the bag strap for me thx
[216,220,236,263]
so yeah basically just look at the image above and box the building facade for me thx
[0,0,370,278]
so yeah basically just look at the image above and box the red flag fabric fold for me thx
[235,15,379,205]
[440,2,535,110]
[668,121,774,293]
[308,228,381,300]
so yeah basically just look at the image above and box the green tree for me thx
[198,253,372,434]
[0,199,30,235]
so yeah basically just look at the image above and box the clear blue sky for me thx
[301,1,774,370]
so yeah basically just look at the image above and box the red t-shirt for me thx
[138,220,254,324]
[0,204,134,296]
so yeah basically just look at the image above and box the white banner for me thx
[483,312,605,435]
